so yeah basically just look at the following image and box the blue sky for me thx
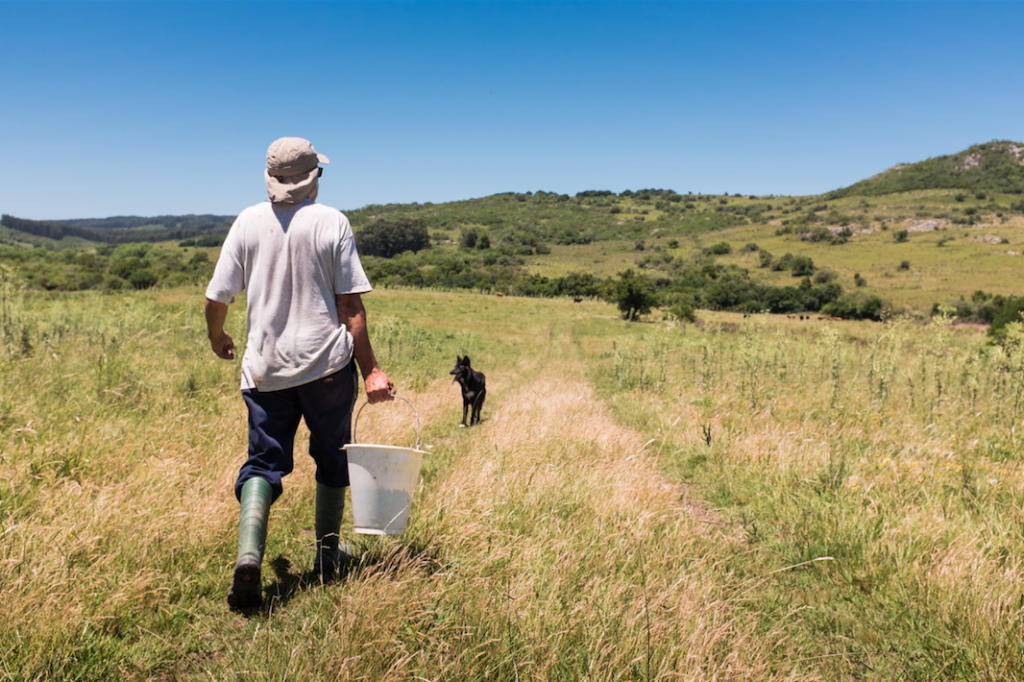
[2,1,1023,220]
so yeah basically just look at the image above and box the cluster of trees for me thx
[0,242,214,291]
[939,290,1024,338]
[361,240,885,321]
[353,217,431,258]
[1,214,231,245]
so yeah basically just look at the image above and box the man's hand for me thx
[210,330,235,360]
[205,298,235,360]
[364,367,395,404]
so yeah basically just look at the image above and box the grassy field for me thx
[3,283,1024,680]
[524,189,1024,315]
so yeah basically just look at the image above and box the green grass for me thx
[3,285,1024,679]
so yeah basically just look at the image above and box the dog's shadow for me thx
[249,537,444,614]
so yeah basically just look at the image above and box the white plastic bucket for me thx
[344,396,426,535]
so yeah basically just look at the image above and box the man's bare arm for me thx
[336,293,394,404]
[204,298,235,360]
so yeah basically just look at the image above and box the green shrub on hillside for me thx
[355,217,431,258]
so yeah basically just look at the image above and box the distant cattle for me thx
[496,292,504,297]
[573,297,583,303]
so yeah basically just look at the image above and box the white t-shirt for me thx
[205,200,371,391]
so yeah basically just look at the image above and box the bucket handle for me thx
[352,395,422,451]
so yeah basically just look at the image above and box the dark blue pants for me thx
[236,362,358,503]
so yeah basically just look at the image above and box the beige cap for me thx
[266,137,330,177]
[265,137,329,204]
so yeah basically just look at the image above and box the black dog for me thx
[450,355,486,427]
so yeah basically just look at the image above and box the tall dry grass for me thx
[2,284,1023,680]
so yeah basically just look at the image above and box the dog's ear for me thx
[463,355,470,366]
[456,355,463,364]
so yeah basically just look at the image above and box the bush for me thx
[898,260,910,271]
[704,242,732,256]
[196,235,223,247]
[459,228,479,250]
[821,293,884,320]
[667,239,679,249]
[610,270,658,321]
[813,269,838,284]
[854,273,867,287]
[355,218,431,258]
[894,230,909,243]
[129,268,159,290]
[955,193,966,202]
[110,256,145,280]
[806,227,833,242]
[988,297,1024,342]
[667,300,696,322]
[790,256,815,277]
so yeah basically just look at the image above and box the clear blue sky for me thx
[2,1,1023,220]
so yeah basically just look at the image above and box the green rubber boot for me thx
[313,483,349,580]
[227,477,273,610]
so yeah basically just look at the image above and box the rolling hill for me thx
[1,142,1023,319]
[826,140,1024,198]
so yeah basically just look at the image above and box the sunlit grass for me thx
[2,286,1024,680]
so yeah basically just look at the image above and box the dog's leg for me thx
[472,388,486,426]
[460,399,469,428]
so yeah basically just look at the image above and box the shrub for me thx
[355,218,431,258]
[771,253,793,272]
[110,256,145,280]
[854,273,867,287]
[894,230,909,243]
[459,228,479,250]
[806,227,833,242]
[790,255,815,277]
[740,243,759,253]
[976,192,987,200]
[667,239,679,249]
[988,297,1024,343]
[955,193,966,202]
[704,242,732,256]
[196,235,223,247]
[813,269,838,284]
[898,260,910,271]
[129,268,159,290]
[667,300,696,322]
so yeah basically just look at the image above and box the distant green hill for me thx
[0,213,233,245]
[827,140,1024,198]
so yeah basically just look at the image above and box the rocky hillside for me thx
[827,140,1024,198]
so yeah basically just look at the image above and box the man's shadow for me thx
[242,536,443,615]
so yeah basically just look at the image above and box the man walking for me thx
[205,137,394,610]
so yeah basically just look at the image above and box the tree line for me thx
[1,214,231,245]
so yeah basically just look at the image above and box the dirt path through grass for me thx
[307,330,806,680]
